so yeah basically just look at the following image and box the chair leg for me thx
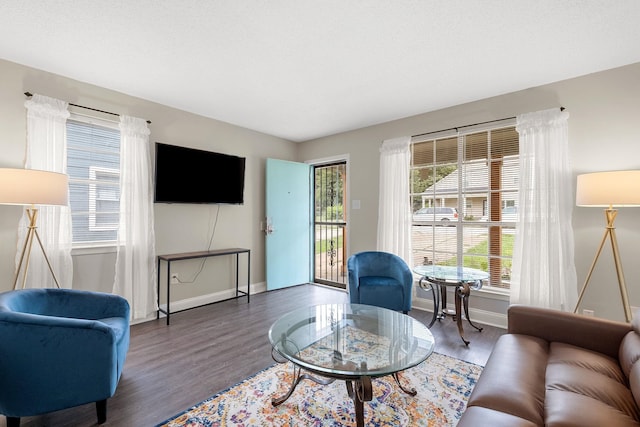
[6,417,20,427]
[96,399,107,424]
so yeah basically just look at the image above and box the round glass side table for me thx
[414,265,488,345]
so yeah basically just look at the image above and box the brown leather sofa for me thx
[458,304,640,427]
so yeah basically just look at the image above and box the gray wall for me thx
[0,58,297,314]
[298,62,640,325]
[2,57,639,325]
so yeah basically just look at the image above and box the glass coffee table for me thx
[268,303,435,427]
[414,265,488,345]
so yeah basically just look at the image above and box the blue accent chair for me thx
[347,251,413,313]
[0,288,130,427]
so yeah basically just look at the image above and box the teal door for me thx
[266,158,311,290]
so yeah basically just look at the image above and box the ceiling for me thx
[1,1,640,142]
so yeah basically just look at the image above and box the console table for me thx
[157,248,250,325]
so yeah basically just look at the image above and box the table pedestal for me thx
[272,355,417,427]
[419,277,483,345]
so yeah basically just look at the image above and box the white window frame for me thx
[88,166,120,231]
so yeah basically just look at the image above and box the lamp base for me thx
[13,207,61,290]
[574,207,632,322]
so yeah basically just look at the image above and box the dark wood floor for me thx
[10,284,505,427]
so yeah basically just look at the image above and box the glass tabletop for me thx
[268,303,435,378]
[413,265,489,283]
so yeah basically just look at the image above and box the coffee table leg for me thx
[272,365,335,406]
[272,365,303,406]
[392,372,417,396]
[346,376,372,427]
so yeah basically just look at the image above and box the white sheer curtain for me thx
[377,136,412,264]
[17,94,73,288]
[511,108,577,310]
[113,115,156,320]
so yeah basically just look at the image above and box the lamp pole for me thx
[574,206,632,322]
[13,205,61,290]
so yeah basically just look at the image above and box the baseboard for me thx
[412,294,507,329]
[158,281,266,316]
[153,282,507,328]
[252,281,267,294]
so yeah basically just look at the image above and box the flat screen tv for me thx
[154,142,245,204]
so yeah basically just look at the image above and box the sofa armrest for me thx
[507,304,632,358]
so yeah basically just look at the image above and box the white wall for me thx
[0,59,297,310]
[299,62,640,324]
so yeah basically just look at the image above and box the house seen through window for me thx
[67,118,121,246]
[410,125,519,290]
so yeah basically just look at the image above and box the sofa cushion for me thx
[465,334,547,425]
[457,406,539,427]
[546,389,640,427]
[545,341,640,426]
[549,342,625,383]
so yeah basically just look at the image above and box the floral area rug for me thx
[157,352,482,427]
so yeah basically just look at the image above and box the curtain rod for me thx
[24,92,151,124]
[412,107,565,139]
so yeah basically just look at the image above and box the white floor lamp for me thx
[0,168,69,290]
[574,170,640,322]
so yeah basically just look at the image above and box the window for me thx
[67,117,121,246]
[410,124,519,290]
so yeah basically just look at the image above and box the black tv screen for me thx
[154,142,245,204]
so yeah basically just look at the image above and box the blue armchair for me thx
[0,288,130,426]
[347,251,413,313]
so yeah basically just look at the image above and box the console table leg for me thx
[247,251,251,303]
[156,257,161,320]
[166,262,171,325]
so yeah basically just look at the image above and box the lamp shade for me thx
[576,170,640,207]
[0,168,69,206]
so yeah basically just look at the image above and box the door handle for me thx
[265,218,275,235]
